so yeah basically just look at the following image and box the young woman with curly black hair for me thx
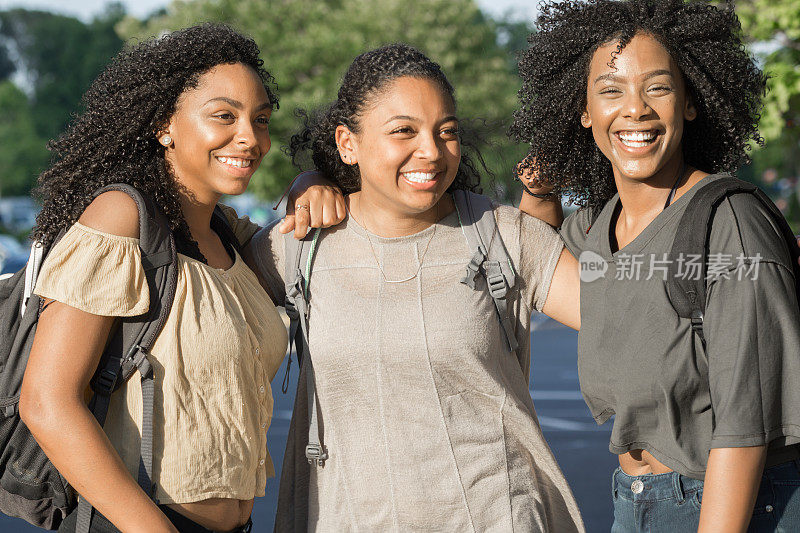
[511,1,800,531]
[19,23,341,533]
[250,42,584,532]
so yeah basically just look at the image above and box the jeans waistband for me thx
[613,468,703,503]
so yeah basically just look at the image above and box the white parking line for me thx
[537,416,600,432]
[530,390,584,400]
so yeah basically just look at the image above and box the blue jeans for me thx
[611,460,800,532]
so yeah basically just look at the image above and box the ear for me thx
[684,94,697,122]
[335,124,357,165]
[156,124,174,148]
[580,109,592,129]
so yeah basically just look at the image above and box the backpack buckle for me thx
[486,271,508,299]
[305,443,328,466]
[93,369,118,396]
[690,309,704,331]
[284,297,299,320]
[461,247,486,289]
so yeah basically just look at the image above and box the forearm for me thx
[26,398,177,533]
[518,191,564,228]
[698,446,766,533]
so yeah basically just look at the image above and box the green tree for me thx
[736,1,800,225]
[0,5,125,141]
[0,80,49,196]
[0,42,14,81]
[737,0,800,143]
[120,0,532,200]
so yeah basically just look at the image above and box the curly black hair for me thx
[288,43,484,195]
[509,0,766,210]
[32,23,278,247]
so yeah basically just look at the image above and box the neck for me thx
[178,188,220,242]
[614,156,685,223]
[348,190,451,238]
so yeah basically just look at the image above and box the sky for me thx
[0,0,540,22]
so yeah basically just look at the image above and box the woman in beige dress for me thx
[20,24,340,533]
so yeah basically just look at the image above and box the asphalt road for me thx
[0,316,616,532]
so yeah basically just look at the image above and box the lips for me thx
[615,130,659,148]
[402,171,438,183]
[216,156,254,168]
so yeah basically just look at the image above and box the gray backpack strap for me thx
[666,176,800,351]
[283,229,327,467]
[453,190,519,354]
[77,184,178,533]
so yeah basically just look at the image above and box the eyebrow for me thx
[593,69,674,85]
[383,114,459,125]
[204,96,272,110]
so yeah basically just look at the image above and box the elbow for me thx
[19,383,60,439]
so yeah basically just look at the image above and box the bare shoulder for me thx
[78,190,140,239]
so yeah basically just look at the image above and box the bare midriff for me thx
[167,498,254,531]
[619,449,674,476]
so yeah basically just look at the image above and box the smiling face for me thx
[336,76,461,219]
[582,33,696,184]
[161,62,272,204]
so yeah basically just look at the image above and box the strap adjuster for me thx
[305,443,328,466]
[486,272,508,299]
[93,369,117,395]
[690,309,704,331]
[284,297,299,320]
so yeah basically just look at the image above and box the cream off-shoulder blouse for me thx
[33,207,287,504]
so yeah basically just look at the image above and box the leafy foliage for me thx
[0,6,125,195]
[0,80,49,196]
[737,0,800,143]
[119,0,532,200]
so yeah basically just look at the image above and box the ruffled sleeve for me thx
[218,204,260,247]
[34,222,149,316]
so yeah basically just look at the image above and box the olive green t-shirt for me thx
[561,174,800,479]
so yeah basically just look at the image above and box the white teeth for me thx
[403,172,436,183]
[217,156,252,168]
[618,131,657,147]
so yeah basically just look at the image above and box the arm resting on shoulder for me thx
[698,446,766,533]
[515,160,564,228]
[519,191,564,228]
[281,170,345,239]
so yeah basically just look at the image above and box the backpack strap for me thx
[452,190,519,354]
[666,177,800,350]
[76,184,178,533]
[283,228,327,466]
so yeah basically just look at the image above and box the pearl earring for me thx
[161,135,172,146]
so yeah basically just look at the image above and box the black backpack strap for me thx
[211,205,244,257]
[666,177,800,350]
[453,190,519,355]
[76,184,178,533]
[283,229,326,467]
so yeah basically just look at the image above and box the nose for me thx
[622,90,652,121]
[415,130,443,161]
[235,119,260,151]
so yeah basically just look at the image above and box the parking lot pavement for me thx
[0,317,615,532]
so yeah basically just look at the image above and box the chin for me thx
[217,178,252,197]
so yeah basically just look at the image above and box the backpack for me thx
[0,184,241,531]
[281,189,517,468]
[664,176,800,349]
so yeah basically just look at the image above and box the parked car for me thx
[0,234,29,275]
[0,197,40,233]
